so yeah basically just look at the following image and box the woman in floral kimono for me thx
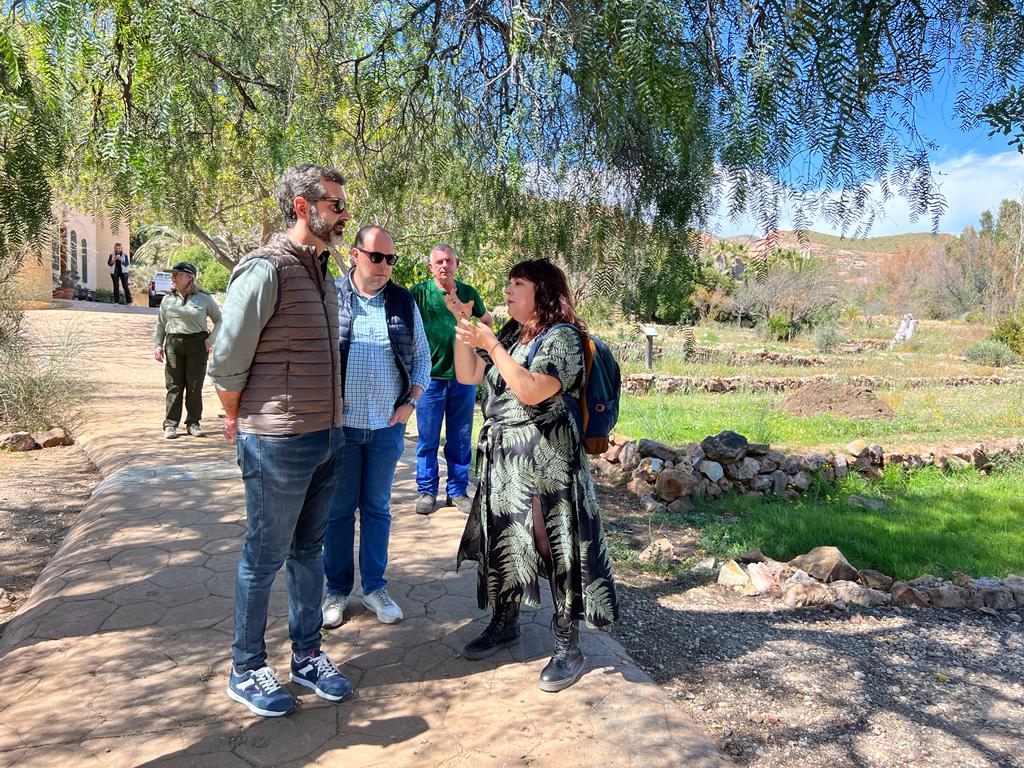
[444,258,618,692]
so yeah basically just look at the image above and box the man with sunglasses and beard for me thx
[321,225,430,629]
[209,164,353,717]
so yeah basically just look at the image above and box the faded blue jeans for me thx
[324,423,406,597]
[231,427,344,672]
[415,378,477,498]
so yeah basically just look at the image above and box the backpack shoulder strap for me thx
[525,322,578,366]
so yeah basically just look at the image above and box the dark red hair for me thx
[508,259,586,343]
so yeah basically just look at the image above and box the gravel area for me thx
[598,482,1024,768]
[0,443,99,640]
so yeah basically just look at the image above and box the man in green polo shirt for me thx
[410,244,492,515]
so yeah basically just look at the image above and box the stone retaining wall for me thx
[622,373,1021,395]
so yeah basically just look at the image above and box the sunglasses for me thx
[313,196,348,215]
[356,247,398,266]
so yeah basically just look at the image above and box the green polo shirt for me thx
[410,278,486,380]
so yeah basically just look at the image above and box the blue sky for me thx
[712,85,1024,238]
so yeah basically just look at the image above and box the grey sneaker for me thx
[322,593,349,629]
[362,588,403,624]
[415,494,436,515]
[446,495,473,515]
[187,423,205,437]
[164,426,178,439]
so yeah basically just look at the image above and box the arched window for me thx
[80,238,88,283]
[51,229,60,272]
[69,230,78,279]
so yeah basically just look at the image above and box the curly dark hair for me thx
[507,258,586,343]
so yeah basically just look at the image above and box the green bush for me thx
[991,314,1024,356]
[93,287,114,303]
[173,244,231,293]
[814,323,846,353]
[766,314,792,341]
[965,339,1019,368]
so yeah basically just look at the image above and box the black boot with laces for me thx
[462,600,521,660]
[538,618,585,692]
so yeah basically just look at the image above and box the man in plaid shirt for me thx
[322,225,431,628]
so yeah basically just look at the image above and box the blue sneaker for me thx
[290,650,354,702]
[226,666,295,717]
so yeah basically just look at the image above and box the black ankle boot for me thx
[538,618,585,692]
[462,601,521,660]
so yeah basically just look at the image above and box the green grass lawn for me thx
[616,385,1024,451]
[658,463,1024,581]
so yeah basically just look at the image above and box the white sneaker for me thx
[164,426,178,439]
[362,588,403,624]
[322,593,349,629]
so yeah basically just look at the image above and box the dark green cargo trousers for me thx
[163,332,209,428]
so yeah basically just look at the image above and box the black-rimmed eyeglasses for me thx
[356,247,398,265]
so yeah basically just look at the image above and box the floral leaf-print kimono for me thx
[457,323,619,627]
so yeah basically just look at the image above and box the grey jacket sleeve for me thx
[206,260,279,392]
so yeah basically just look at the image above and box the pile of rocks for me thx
[0,428,74,452]
[716,545,1024,615]
[593,431,1024,511]
[622,373,1020,396]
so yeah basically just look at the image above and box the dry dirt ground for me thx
[598,482,1024,768]
[0,444,100,640]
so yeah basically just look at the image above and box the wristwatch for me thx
[405,397,417,410]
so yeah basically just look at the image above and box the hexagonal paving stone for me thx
[150,565,212,589]
[157,595,231,629]
[34,599,117,640]
[100,601,168,631]
[109,546,171,572]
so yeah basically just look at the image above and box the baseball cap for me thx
[169,262,197,277]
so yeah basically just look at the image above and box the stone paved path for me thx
[0,304,731,768]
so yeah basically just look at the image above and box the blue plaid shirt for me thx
[343,285,431,430]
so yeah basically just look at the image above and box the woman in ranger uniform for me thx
[153,261,222,438]
[444,257,618,692]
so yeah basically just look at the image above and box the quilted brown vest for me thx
[235,234,342,434]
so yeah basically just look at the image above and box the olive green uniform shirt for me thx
[153,288,223,346]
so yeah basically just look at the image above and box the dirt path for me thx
[0,444,100,640]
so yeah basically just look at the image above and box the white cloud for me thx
[710,150,1024,238]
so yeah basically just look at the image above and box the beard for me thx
[308,207,345,247]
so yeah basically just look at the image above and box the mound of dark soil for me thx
[780,381,896,420]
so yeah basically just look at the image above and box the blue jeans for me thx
[324,423,406,597]
[415,378,476,498]
[232,427,343,672]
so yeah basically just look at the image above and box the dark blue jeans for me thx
[232,427,343,672]
[415,378,476,498]
[324,423,406,597]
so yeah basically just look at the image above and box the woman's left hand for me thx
[454,316,498,352]
[204,339,213,353]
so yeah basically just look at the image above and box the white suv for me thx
[148,271,173,307]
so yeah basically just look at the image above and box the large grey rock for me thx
[701,431,749,463]
[890,582,931,608]
[626,476,654,497]
[655,469,700,502]
[929,584,968,609]
[832,580,890,606]
[717,559,751,589]
[782,570,836,607]
[666,496,693,515]
[639,537,675,563]
[749,474,773,492]
[637,438,679,463]
[846,439,869,458]
[789,471,811,491]
[1,431,38,452]
[833,454,849,479]
[771,470,789,495]
[699,460,724,482]
[637,457,664,483]
[789,546,860,583]
[34,427,74,448]
[619,442,641,472]
[725,457,760,482]
[859,569,894,591]
[1003,575,1024,607]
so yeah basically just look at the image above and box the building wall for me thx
[22,203,130,296]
